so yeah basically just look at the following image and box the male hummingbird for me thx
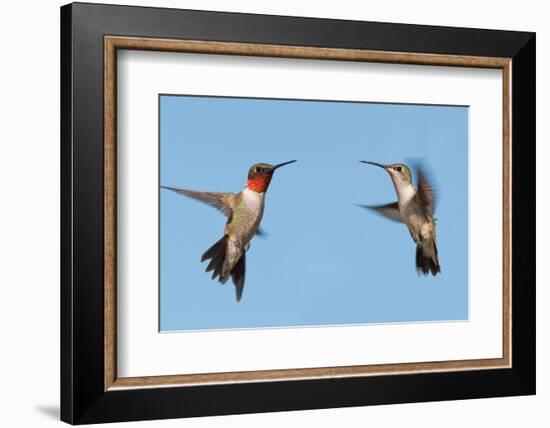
[162,160,297,301]
[358,161,441,276]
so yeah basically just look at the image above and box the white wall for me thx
[0,1,545,426]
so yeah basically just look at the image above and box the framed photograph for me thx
[61,2,535,424]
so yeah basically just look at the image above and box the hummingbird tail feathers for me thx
[231,253,246,302]
[201,235,227,279]
[416,240,441,276]
[201,235,246,302]
[202,235,228,281]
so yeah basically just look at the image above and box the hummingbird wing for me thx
[255,227,268,238]
[161,186,236,217]
[415,166,437,212]
[356,202,404,223]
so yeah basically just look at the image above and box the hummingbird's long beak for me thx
[272,160,297,171]
[359,160,388,169]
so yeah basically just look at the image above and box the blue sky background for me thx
[159,95,468,331]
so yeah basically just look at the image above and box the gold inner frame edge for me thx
[104,36,512,391]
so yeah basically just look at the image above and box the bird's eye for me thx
[395,166,402,172]
[255,166,261,172]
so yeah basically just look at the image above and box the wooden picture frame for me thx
[61,2,535,424]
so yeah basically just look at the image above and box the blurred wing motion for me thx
[356,202,404,223]
[255,227,268,237]
[406,159,437,213]
[161,186,236,217]
[416,167,436,212]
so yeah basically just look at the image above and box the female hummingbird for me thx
[358,160,441,276]
[162,160,296,301]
